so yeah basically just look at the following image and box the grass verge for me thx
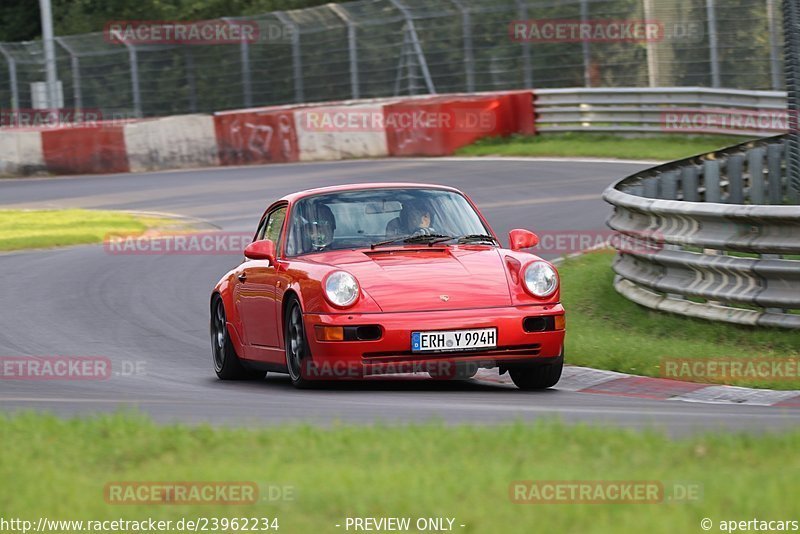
[1,413,798,533]
[559,249,800,389]
[0,209,180,252]
[455,133,747,161]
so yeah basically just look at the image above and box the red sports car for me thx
[210,183,565,390]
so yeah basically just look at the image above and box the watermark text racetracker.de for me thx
[298,107,497,134]
[0,516,280,533]
[103,20,295,45]
[104,229,663,256]
[0,356,145,381]
[509,480,702,504]
[661,357,800,384]
[104,482,294,505]
[104,231,252,256]
[509,19,703,43]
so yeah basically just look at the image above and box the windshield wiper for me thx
[370,233,452,249]
[447,234,498,245]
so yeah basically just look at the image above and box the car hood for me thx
[320,246,512,312]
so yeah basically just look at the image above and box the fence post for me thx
[329,4,360,100]
[0,44,19,111]
[515,0,533,88]
[275,12,304,103]
[581,0,592,87]
[55,37,82,110]
[184,48,198,113]
[389,0,436,95]
[706,0,721,87]
[767,0,782,90]
[111,30,142,117]
[223,18,252,108]
[450,0,475,93]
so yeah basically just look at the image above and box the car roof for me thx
[277,183,462,204]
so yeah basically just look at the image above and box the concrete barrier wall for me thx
[0,130,45,175]
[124,115,219,172]
[295,104,389,161]
[0,91,534,176]
[214,107,299,166]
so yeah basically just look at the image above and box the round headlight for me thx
[523,261,558,297]
[324,271,360,307]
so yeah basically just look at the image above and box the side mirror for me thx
[509,229,539,251]
[244,239,276,263]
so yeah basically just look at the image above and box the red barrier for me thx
[214,108,299,165]
[384,91,535,157]
[41,125,129,174]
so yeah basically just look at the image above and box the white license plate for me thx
[411,328,497,353]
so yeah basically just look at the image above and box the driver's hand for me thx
[412,227,435,237]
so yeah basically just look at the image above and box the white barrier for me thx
[123,115,219,172]
[295,104,389,161]
[0,130,45,175]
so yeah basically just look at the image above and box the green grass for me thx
[1,413,798,534]
[560,250,800,389]
[0,209,179,251]
[456,133,747,161]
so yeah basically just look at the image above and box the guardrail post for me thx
[726,154,745,203]
[643,177,658,198]
[747,147,766,204]
[703,160,721,202]
[767,143,784,203]
[660,171,678,200]
[0,44,19,111]
[681,166,700,201]
[55,37,82,111]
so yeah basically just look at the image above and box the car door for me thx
[237,205,287,348]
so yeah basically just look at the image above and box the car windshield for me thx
[285,188,491,256]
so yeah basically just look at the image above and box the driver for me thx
[404,204,436,236]
[304,203,336,252]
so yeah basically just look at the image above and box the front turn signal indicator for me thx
[315,326,344,341]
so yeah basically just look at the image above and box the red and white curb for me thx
[475,366,800,407]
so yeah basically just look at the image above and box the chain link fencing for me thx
[784,0,799,191]
[0,0,788,118]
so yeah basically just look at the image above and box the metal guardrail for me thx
[602,135,800,329]
[536,87,788,135]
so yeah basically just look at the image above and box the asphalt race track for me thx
[1,157,799,435]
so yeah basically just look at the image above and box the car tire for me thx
[284,296,316,389]
[211,296,266,381]
[509,351,564,390]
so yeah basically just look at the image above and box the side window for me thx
[255,217,269,241]
[264,207,287,246]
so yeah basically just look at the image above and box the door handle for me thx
[237,272,247,282]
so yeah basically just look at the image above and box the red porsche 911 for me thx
[210,183,565,390]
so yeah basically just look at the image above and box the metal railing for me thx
[535,87,788,135]
[603,135,800,329]
[0,0,786,118]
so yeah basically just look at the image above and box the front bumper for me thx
[303,304,565,377]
